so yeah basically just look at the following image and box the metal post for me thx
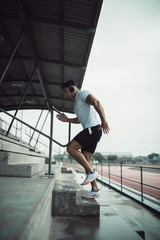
[20,110,23,139]
[16,119,18,138]
[108,163,110,185]
[140,166,144,202]
[34,110,50,148]
[101,161,103,180]
[68,122,71,142]
[29,128,31,142]
[48,109,54,175]
[0,27,25,85]
[121,164,123,191]
[29,109,43,145]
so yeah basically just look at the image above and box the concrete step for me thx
[0,162,44,177]
[0,134,47,157]
[0,151,46,177]
[0,164,61,240]
[0,151,45,165]
[52,167,100,216]
[52,180,77,216]
[76,189,99,216]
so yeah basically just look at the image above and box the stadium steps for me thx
[0,134,47,177]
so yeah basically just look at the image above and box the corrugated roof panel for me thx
[32,23,61,60]
[17,33,33,57]
[64,67,83,87]
[5,60,27,79]
[0,0,18,17]
[21,60,36,76]
[41,62,63,82]
[0,97,15,107]
[47,85,62,98]
[0,0,103,112]
[4,21,24,46]
[25,0,60,19]
[30,82,43,95]
[0,22,13,56]
[64,31,89,65]
[64,0,96,25]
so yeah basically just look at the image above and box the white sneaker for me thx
[81,169,99,186]
[82,189,100,199]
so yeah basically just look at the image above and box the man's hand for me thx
[56,113,68,122]
[99,121,110,134]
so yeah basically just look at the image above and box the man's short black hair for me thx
[61,80,76,90]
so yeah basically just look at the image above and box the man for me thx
[57,80,110,198]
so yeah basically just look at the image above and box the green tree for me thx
[148,153,159,159]
[107,155,118,162]
[93,152,104,163]
[148,153,159,164]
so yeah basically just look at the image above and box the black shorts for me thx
[73,125,102,154]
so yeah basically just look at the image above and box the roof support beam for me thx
[0,14,95,33]
[30,16,95,33]
[0,27,25,85]
[16,0,50,110]
[6,64,38,136]
[0,55,86,70]
[0,93,74,103]
[48,109,54,175]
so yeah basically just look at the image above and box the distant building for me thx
[135,156,150,164]
[102,152,133,158]
[119,157,132,164]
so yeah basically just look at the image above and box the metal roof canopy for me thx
[0,0,103,114]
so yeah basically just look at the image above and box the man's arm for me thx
[86,94,110,134]
[56,113,80,124]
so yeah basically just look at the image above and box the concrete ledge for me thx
[45,158,57,164]
[0,163,44,178]
[76,189,100,216]
[52,169,100,217]
[61,166,72,173]
[0,151,45,165]
[0,134,48,178]
[52,180,77,216]
[0,134,47,157]
[0,151,46,177]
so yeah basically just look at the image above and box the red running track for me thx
[96,165,160,200]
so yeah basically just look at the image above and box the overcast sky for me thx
[1,0,160,157]
[82,0,160,156]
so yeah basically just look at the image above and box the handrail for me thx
[25,126,50,149]
[0,107,68,147]
[0,117,22,137]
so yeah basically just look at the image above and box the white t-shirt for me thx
[74,90,100,129]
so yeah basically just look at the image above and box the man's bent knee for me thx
[67,142,76,155]
[67,144,72,154]
[67,140,82,154]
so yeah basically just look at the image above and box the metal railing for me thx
[0,108,70,147]
[0,117,23,139]
[0,107,71,174]
[95,162,160,210]
[0,116,52,154]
